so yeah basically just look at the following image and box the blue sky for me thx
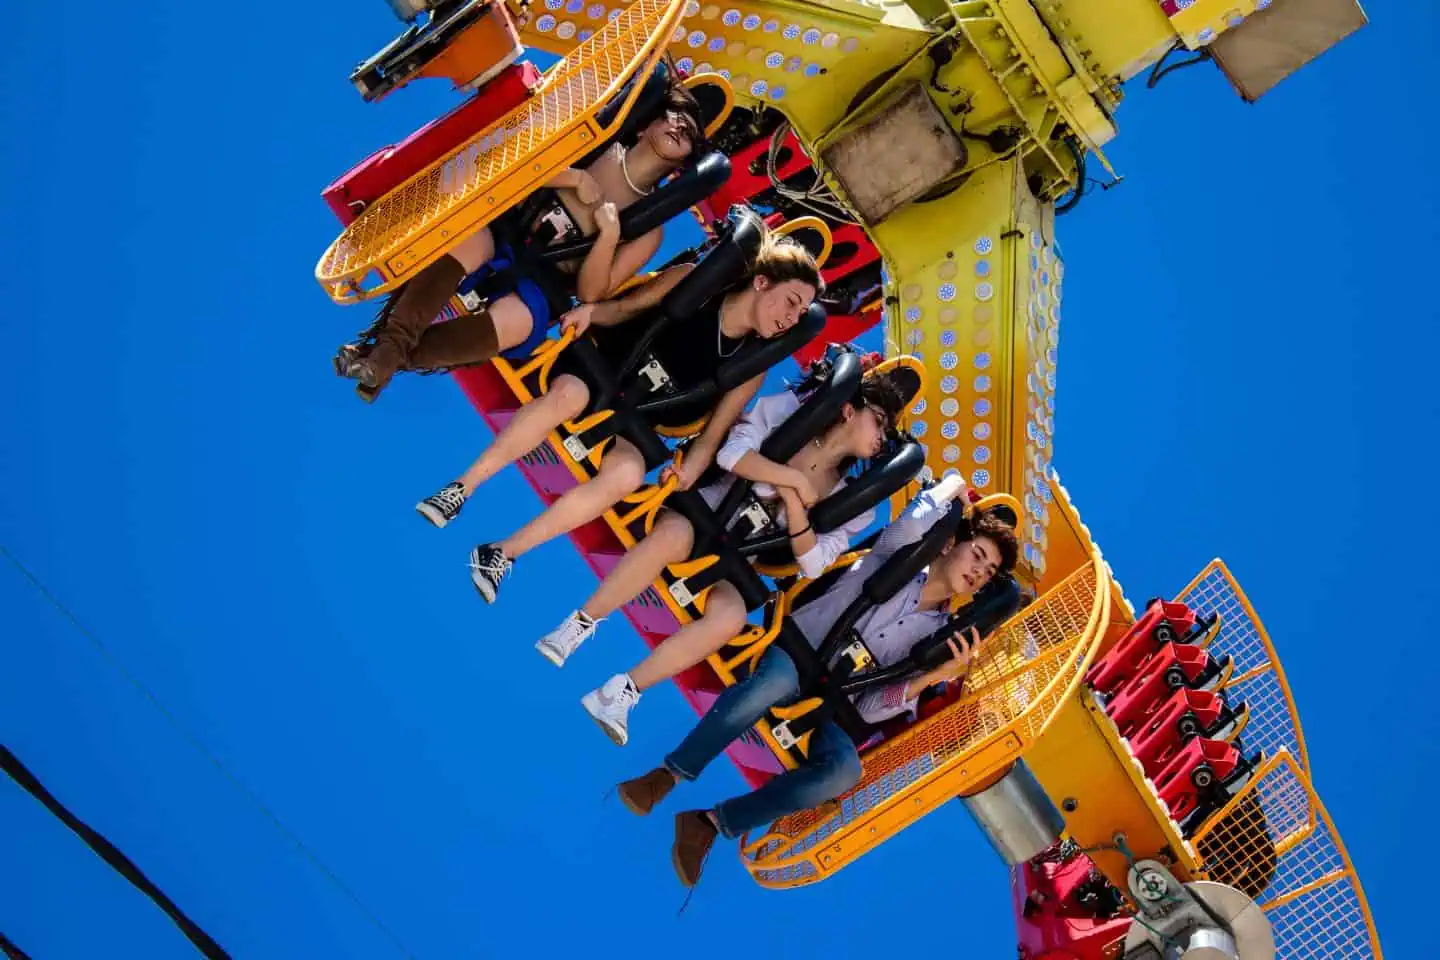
[1,2,1433,957]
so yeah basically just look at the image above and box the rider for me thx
[608,474,1019,888]
[528,349,910,745]
[333,76,708,401]
[412,223,824,603]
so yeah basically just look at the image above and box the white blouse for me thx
[698,389,877,580]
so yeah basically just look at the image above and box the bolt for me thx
[1136,869,1168,902]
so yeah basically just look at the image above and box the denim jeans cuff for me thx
[663,755,699,782]
[710,802,742,840]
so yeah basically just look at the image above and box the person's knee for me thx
[807,745,863,803]
[704,585,747,638]
[656,513,695,558]
[744,652,798,708]
[604,449,647,492]
[550,375,590,418]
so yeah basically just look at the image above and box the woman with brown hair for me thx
[413,224,825,604]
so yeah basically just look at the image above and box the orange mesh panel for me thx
[317,0,681,293]
[743,561,1104,886]
[1176,561,1309,773]
[1193,751,1382,959]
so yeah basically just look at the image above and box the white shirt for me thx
[697,390,876,580]
[790,487,956,725]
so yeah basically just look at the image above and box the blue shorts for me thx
[456,237,566,360]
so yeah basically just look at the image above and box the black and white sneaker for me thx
[417,482,467,528]
[468,543,512,602]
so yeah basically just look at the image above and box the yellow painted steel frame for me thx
[315,0,687,304]
[739,548,1111,887]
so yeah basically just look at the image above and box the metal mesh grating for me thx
[1193,751,1381,959]
[1176,561,1309,774]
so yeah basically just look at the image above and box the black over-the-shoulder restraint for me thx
[766,500,1022,745]
[695,348,927,566]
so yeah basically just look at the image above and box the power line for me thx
[0,542,417,959]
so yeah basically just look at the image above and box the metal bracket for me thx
[562,433,591,462]
[840,640,874,672]
[668,578,696,608]
[637,358,671,392]
[770,720,798,749]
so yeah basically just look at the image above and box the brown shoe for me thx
[672,811,718,888]
[617,767,676,816]
[360,254,469,394]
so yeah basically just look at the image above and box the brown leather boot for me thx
[338,254,468,396]
[671,810,718,887]
[407,306,501,372]
[617,767,677,816]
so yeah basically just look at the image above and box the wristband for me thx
[789,525,813,538]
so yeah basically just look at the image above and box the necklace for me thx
[716,310,743,358]
[618,145,653,197]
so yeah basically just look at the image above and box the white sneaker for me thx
[535,610,600,667]
[582,674,641,746]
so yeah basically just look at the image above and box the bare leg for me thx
[456,373,590,495]
[498,437,647,560]
[488,293,542,353]
[629,581,747,692]
[580,510,694,620]
[449,228,496,273]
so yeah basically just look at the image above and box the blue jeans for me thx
[664,647,864,839]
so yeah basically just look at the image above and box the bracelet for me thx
[789,525,813,538]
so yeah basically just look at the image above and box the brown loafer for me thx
[672,810,718,887]
[617,767,676,816]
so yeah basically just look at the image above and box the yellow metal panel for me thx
[506,0,932,141]
[876,157,1062,580]
[1025,692,1204,891]
[1040,0,1180,84]
[1168,0,1263,50]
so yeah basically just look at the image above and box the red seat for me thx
[1085,597,1209,696]
[1102,641,1230,735]
[1151,736,1251,833]
[1125,688,1246,778]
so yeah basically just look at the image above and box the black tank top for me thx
[588,294,751,428]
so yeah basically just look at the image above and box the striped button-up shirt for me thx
[790,487,957,725]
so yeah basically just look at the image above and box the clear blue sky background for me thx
[1,2,1433,957]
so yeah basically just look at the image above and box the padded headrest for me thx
[810,440,925,534]
[758,350,863,464]
[577,59,730,168]
[881,366,923,408]
[661,204,766,318]
[906,576,1023,672]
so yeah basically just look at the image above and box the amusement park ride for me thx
[314,0,1378,956]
